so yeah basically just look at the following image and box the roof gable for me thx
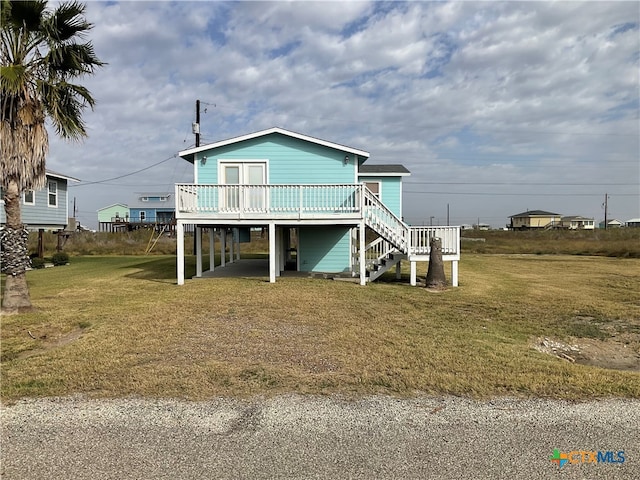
[179,127,370,162]
[129,193,174,209]
[97,203,129,212]
[46,170,80,183]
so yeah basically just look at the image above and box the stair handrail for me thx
[361,187,410,253]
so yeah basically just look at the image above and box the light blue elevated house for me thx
[128,193,175,224]
[1,170,78,231]
[175,127,460,286]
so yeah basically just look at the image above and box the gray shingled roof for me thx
[358,164,410,174]
[510,210,560,217]
[129,193,175,209]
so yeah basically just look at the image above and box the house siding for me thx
[298,226,351,273]
[1,177,69,230]
[359,176,402,218]
[129,207,175,223]
[511,215,561,228]
[196,133,357,185]
[97,205,129,223]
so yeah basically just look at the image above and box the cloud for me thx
[42,0,638,227]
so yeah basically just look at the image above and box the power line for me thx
[196,100,639,137]
[404,191,639,197]
[405,181,638,186]
[70,154,178,187]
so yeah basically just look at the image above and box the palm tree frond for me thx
[42,0,90,43]
[0,64,28,94]
[40,80,94,140]
[2,1,46,32]
[46,42,104,76]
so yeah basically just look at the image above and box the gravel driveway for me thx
[2,395,638,479]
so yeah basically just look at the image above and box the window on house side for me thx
[48,181,58,207]
[24,190,35,205]
[364,182,381,198]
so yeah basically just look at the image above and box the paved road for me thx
[1,395,638,479]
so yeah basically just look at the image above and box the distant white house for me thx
[560,216,595,230]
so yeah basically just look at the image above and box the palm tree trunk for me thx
[425,237,447,289]
[1,178,32,311]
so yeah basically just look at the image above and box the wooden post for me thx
[38,229,45,258]
[410,261,417,286]
[209,227,215,272]
[195,226,202,277]
[177,221,185,285]
[269,223,276,283]
[221,229,226,267]
[359,221,366,285]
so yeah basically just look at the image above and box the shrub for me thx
[51,252,70,266]
[31,257,46,269]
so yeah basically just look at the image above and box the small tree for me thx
[425,237,447,289]
[1,0,103,312]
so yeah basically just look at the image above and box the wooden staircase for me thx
[358,187,460,284]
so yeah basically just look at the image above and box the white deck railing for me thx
[176,184,362,216]
[176,183,460,258]
[408,226,460,256]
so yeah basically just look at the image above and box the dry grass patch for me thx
[1,254,639,401]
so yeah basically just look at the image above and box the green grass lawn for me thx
[1,254,639,401]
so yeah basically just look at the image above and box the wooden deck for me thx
[175,183,460,286]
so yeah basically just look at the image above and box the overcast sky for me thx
[47,0,639,228]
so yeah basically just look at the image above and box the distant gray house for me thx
[626,218,640,228]
[599,219,624,229]
[1,170,78,231]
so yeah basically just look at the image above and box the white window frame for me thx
[217,160,268,212]
[23,190,35,205]
[48,180,58,207]
[139,211,146,221]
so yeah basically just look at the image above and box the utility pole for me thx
[193,99,200,147]
[603,193,608,230]
[192,99,201,255]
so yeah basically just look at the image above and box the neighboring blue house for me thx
[174,127,460,286]
[128,193,175,224]
[1,170,78,231]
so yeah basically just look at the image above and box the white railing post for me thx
[299,185,303,216]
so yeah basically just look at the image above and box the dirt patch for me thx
[532,335,640,371]
[17,329,84,360]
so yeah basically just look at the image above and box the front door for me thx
[221,162,266,212]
